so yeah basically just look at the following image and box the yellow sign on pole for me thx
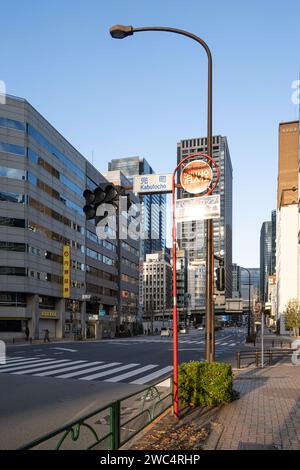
[63,245,71,298]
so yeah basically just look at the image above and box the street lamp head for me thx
[109,24,134,39]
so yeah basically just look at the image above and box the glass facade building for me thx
[108,157,166,257]
[260,221,273,302]
[177,136,233,317]
[0,95,139,340]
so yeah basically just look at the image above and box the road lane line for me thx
[130,366,173,385]
[34,361,101,377]
[104,364,157,383]
[13,361,84,375]
[80,363,139,381]
[57,362,120,378]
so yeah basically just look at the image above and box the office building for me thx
[0,95,139,340]
[232,263,241,297]
[143,250,172,317]
[260,221,273,302]
[101,170,140,329]
[177,135,233,318]
[108,156,166,256]
[276,120,299,333]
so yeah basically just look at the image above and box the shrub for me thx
[178,361,234,407]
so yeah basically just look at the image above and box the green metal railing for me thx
[19,375,173,450]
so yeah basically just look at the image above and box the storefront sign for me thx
[40,311,57,318]
[63,245,71,298]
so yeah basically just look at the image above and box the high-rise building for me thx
[232,263,241,297]
[260,221,272,302]
[241,268,260,304]
[176,135,233,318]
[0,95,139,341]
[101,170,140,327]
[108,157,166,256]
[276,120,299,333]
[271,210,276,275]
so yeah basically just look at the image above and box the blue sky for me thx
[1,0,299,267]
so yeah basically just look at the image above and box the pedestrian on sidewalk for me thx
[25,325,30,342]
[44,329,50,343]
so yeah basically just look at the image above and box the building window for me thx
[0,267,27,276]
[0,192,25,203]
[0,217,25,228]
[0,142,25,156]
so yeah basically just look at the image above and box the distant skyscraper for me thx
[260,221,272,302]
[177,135,233,317]
[241,268,260,303]
[232,263,241,297]
[108,157,166,257]
[271,209,276,275]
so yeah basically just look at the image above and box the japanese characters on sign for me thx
[133,173,173,194]
[175,195,221,222]
[63,245,71,299]
[180,160,213,194]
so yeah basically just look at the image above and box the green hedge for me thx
[178,361,234,407]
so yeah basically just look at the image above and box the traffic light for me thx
[216,266,225,291]
[83,183,119,220]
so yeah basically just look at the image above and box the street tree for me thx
[284,299,300,337]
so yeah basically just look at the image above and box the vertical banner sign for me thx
[63,245,71,298]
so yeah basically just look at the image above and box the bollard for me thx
[236,352,241,369]
[269,351,273,366]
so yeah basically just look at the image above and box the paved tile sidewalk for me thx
[212,363,300,450]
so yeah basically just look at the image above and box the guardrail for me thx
[236,349,295,369]
[19,374,173,450]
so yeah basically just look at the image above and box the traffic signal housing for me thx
[83,183,120,220]
[216,266,225,291]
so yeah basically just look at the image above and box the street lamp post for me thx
[241,267,251,337]
[110,24,215,416]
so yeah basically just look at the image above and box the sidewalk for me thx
[127,362,300,451]
[205,363,300,450]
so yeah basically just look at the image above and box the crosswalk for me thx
[0,356,173,385]
[105,338,240,347]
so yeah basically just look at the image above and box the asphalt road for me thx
[0,327,246,449]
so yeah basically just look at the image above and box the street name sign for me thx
[133,173,173,194]
[175,194,220,222]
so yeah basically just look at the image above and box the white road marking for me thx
[0,357,54,368]
[52,348,77,353]
[80,363,139,381]
[14,361,86,376]
[130,366,173,385]
[105,364,157,383]
[34,361,104,377]
[57,362,120,379]
[0,359,58,372]
[12,361,74,375]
